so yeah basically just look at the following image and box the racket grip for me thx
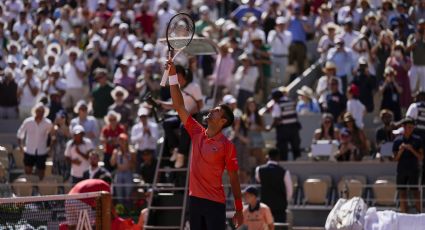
[160,69,169,87]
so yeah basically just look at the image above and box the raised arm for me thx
[168,60,190,125]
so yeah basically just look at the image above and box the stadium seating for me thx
[12,148,25,169]
[38,176,60,195]
[12,177,33,196]
[337,175,367,199]
[303,175,332,205]
[372,176,397,206]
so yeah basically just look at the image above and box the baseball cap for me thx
[72,125,85,135]
[243,186,258,197]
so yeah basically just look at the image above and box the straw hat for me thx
[343,112,355,122]
[111,86,129,101]
[275,16,287,25]
[384,66,396,76]
[137,107,150,117]
[238,53,251,62]
[104,110,122,124]
[296,86,314,99]
[322,22,339,35]
[394,40,405,49]
[322,61,337,72]
[31,102,50,118]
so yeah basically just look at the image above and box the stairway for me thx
[144,137,190,230]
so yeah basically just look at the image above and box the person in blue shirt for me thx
[288,5,312,77]
[327,37,355,93]
[296,86,321,115]
[231,0,263,26]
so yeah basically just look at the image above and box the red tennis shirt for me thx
[184,116,239,204]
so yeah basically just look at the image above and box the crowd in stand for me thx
[2,0,425,222]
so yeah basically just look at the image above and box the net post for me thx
[97,191,111,230]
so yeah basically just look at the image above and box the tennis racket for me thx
[160,13,195,86]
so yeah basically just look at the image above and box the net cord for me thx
[0,192,103,204]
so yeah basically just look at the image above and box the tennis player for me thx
[167,60,244,229]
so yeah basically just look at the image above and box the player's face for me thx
[206,107,226,127]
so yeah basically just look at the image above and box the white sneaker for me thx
[174,153,185,168]
[169,149,178,162]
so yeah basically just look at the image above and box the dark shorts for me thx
[189,196,226,230]
[397,171,419,190]
[23,153,48,170]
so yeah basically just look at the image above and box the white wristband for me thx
[169,74,179,85]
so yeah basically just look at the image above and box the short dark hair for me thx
[219,104,234,129]
[268,148,280,160]
[175,65,193,83]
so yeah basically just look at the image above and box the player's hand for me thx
[232,210,243,228]
[167,60,176,75]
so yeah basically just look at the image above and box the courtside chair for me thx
[337,175,367,199]
[12,177,33,196]
[38,176,60,195]
[303,175,332,205]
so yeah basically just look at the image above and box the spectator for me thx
[156,0,176,38]
[387,40,412,110]
[17,103,53,180]
[337,0,361,27]
[234,53,259,109]
[91,68,115,122]
[379,67,403,121]
[131,107,158,171]
[195,5,214,36]
[351,57,377,113]
[313,113,340,142]
[255,148,293,223]
[327,37,355,93]
[139,147,157,184]
[323,77,347,123]
[393,117,423,213]
[317,22,338,61]
[241,16,266,51]
[100,110,126,172]
[231,0,262,26]
[296,86,321,115]
[6,55,23,83]
[406,18,425,92]
[317,62,342,104]
[346,84,366,129]
[342,112,369,157]
[113,59,137,103]
[17,65,41,119]
[109,86,133,129]
[210,41,235,104]
[82,150,112,184]
[405,91,425,185]
[270,87,301,161]
[251,34,271,101]
[288,4,312,76]
[62,47,87,112]
[87,50,110,90]
[267,16,292,86]
[42,66,66,98]
[110,133,135,206]
[335,128,361,161]
[242,97,266,166]
[375,109,396,158]
[70,100,99,143]
[242,186,274,230]
[51,110,71,181]
[371,30,394,83]
[111,23,136,60]
[0,69,18,119]
[65,125,93,184]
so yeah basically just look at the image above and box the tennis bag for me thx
[325,197,368,230]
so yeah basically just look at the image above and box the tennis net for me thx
[0,191,111,230]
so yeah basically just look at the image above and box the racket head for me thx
[166,13,195,51]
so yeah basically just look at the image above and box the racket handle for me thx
[160,69,169,87]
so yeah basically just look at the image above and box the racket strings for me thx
[166,14,194,50]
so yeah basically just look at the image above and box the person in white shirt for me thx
[65,125,94,184]
[340,19,360,51]
[316,61,343,104]
[62,47,87,111]
[111,23,137,59]
[155,0,176,38]
[268,16,292,86]
[347,84,366,129]
[131,107,159,170]
[241,16,266,52]
[234,53,259,109]
[317,22,338,61]
[17,103,53,179]
[17,65,41,119]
